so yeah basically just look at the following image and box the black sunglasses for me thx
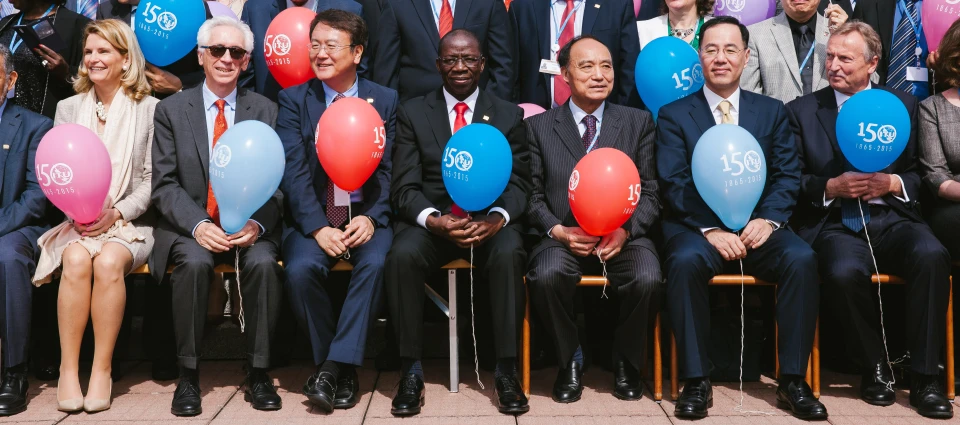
[201,45,248,60]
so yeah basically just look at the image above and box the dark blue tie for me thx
[887,0,927,99]
[840,162,870,233]
[581,115,597,150]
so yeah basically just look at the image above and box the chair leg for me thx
[448,269,458,393]
[670,333,679,400]
[947,278,955,401]
[654,312,662,402]
[775,322,780,379]
[813,317,821,399]
[523,282,531,398]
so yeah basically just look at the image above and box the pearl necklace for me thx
[96,100,107,122]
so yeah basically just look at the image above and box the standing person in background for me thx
[636,0,712,49]
[32,19,158,414]
[0,44,55,418]
[511,0,641,109]
[373,0,514,103]
[853,0,931,100]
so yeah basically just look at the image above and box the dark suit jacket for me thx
[656,89,800,241]
[0,8,89,118]
[509,0,642,109]
[0,103,55,241]
[373,0,515,103]
[240,0,366,101]
[786,85,922,244]
[277,77,396,237]
[150,86,282,283]
[391,88,531,234]
[852,0,900,86]
[525,101,659,255]
[636,0,659,21]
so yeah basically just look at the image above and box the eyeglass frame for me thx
[437,55,484,67]
[200,45,248,60]
[309,42,358,54]
[700,46,746,59]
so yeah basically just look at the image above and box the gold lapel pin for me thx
[366,98,375,103]
[594,3,600,8]
[482,115,490,121]
[2,144,8,150]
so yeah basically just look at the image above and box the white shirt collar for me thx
[202,81,238,111]
[442,87,480,114]
[286,0,317,11]
[569,99,605,125]
[703,85,741,114]
[835,83,872,109]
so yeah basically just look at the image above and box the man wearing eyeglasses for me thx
[151,16,285,416]
[275,9,396,413]
[656,16,826,420]
[386,29,530,416]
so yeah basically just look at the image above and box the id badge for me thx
[539,59,561,75]
[334,185,351,206]
[906,67,928,82]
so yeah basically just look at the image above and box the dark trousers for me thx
[0,230,38,368]
[927,202,960,259]
[663,225,819,379]
[283,227,392,366]
[526,236,662,372]
[168,236,283,369]
[815,207,950,375]
[384,224,526,360]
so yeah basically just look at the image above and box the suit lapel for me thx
[688,91,716,135]
[813,14,829,91]
[234,89,254,123]
[413,0,441,52]
[738,91,760,136]
[594,103,621,150]
[814,88,842,157]
[878,0,894,58]
[452,0,471,29]
[535,0,549,60]
[581,0,599,34]
[473,91,494,125]
[771,14,802,90]
[0,106,20,191]
[425,90,453,151]
[185,88,211,184]
[553,103,586,159]
[306,80,328,141]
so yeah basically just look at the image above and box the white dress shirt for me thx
[569,98,604,142]
[549,0,585,108]
[415,88,511,228]
[824,84,909,206]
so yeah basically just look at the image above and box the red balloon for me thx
[264,7,315,89]
[316,97,386,191]
[568,148,641,236]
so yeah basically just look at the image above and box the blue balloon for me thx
[442,123,512,212]
[134,0,206,66]
[836,89,910,173]
[210,121,286,234]
[691,124,767,231]
[635,37,704,120]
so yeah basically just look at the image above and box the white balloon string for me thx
[342,204,352,260]
[858,198,895,390]
[597,247,609,299]
[469,244,483,389]
[234,247,245,333]
[733,231,774,416]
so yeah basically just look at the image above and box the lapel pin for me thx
[482,115,490,121]
[367,98,375,103]
[594,3,600,8]
[2,144,8,150]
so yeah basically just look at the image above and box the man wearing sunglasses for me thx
[151,16,285,416]
[385,29,530,417]
[275,9,396,413]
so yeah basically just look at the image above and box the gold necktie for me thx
[718,100,734,124]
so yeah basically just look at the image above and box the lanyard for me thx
[9,4,56,54]
[551,0,583,50]
[896,0,923,63]
[799,43,815,74]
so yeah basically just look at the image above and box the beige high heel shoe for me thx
[56,378,84,413]
[83,379,113,413]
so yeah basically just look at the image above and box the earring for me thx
[122,65,128,71]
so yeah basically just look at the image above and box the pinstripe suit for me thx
[740,13,831,104]
[524,101,662,372]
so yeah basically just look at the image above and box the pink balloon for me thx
[519,103,547,119]
[634,0,642,17]
[921,0,959,52]
[35,124,112,225]
[206,1,239,20]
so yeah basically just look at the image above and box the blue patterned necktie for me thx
[581,115,597,150]
[887,0,922,96]
[840,162,870,233]
[76,0,97,19]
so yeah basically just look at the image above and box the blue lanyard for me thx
[799,43,815,75]
[551,0,583,49]
[896,0,923,62]
[8,4,56,54]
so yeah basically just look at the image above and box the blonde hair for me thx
[73,19,151,101]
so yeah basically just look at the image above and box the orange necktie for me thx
[439,0,453,38]
[206,99,227,226]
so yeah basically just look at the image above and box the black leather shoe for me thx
[171,377,202,416]
[910,374,954,419]
[244,369,281,411]
[495,373,529,414]
[675,378,712,419]
[0,367,29,416]
[552,360,583,403]
[613,360,643,401]
[391,374,424,416]
[333,368,360,409]
[776,377,828,420]
[303,369,336,412]
[861,362,896,406]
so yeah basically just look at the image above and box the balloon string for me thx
[597,247,609,299]
[342,203,352,261]
[234,247,245,334]
[733,232,774,416]
[858,198,896,391]
[469,244,483,389]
